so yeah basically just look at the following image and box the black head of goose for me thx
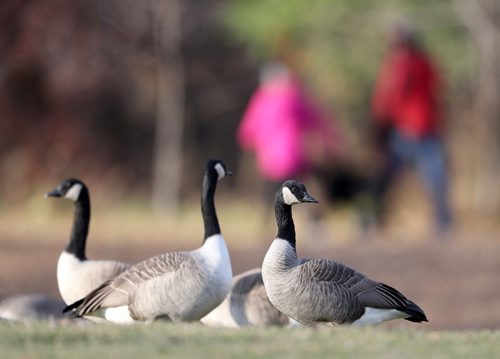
[261,180,428,326]
[63,159,233,324]
[47,178,129,305]
[47,178,90,260]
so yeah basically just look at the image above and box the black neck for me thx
[201,171,220,241]
[275,194,296,250]
[65,189,90,260]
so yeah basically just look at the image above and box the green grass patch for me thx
[0,321,498,359]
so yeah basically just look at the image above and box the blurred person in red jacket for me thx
[371,23,452,235]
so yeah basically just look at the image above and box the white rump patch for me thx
[104,306,135,325]
[214,163,225,181]
[287,318,303,327]
[0,309,19,321]
[352,307,408,326]
[65,183,83,201]
[200,301,240,328]
[282,187,299,205]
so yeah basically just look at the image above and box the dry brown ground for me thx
[1,224,499,331]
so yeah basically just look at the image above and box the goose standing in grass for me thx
[64,159,233,323]
[262,180,428,326]
[201,268,289,328]
[47,179,130,305]
[0,294,66,321]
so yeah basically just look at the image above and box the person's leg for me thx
[416,137,452,233]
[372,132,404,227]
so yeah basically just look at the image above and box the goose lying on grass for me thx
[0,294,66,321]
[201,268,289,328]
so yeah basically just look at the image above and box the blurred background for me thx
[0,0,499,330]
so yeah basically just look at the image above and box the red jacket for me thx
[372,45,442,139]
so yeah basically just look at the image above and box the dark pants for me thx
[374,131,452,232]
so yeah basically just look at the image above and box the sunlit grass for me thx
[0,321,498,359]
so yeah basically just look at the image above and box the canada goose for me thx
[0,294,66,321]
[261,180,428,326]
[64,159,233,323]
[47,178,130,305]
[201,268,289,328]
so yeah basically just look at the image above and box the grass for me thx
[0,321,499,359]
[1,197,499,357]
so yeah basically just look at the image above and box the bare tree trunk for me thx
[151,0,185,214]
[453,0,500,212]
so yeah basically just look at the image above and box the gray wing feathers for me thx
[353,282,412,309]
[230,269,288,326]
[302,258,412,310]
[303,259,365,286]
[107,260,130,277]
[231,268,264,294]
[75,251,190,315]
[241,282,289,325]
[86,260,130,291]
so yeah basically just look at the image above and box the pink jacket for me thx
[238,74,339,181]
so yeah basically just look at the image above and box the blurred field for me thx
[1,321,499,359]
[0,198,499,331]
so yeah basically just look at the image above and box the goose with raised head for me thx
[47,178,130,305]
[201,268,289,328]
[63,160,233,324]
[262,180,428,326]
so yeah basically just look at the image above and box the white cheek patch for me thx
[214,163,225,181]
[65,183,83,201]
[282,187,300,205]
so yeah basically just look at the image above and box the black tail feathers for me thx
[62,298,84,314]
[403,301,428,323]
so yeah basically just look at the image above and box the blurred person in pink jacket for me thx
[237,62,341,187]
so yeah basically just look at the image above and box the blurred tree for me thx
[151,0,185,214]
[0,0,254,206]
[453,0,500,212]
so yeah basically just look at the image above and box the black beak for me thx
[45,188,62,198]
[301,192,319,203]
